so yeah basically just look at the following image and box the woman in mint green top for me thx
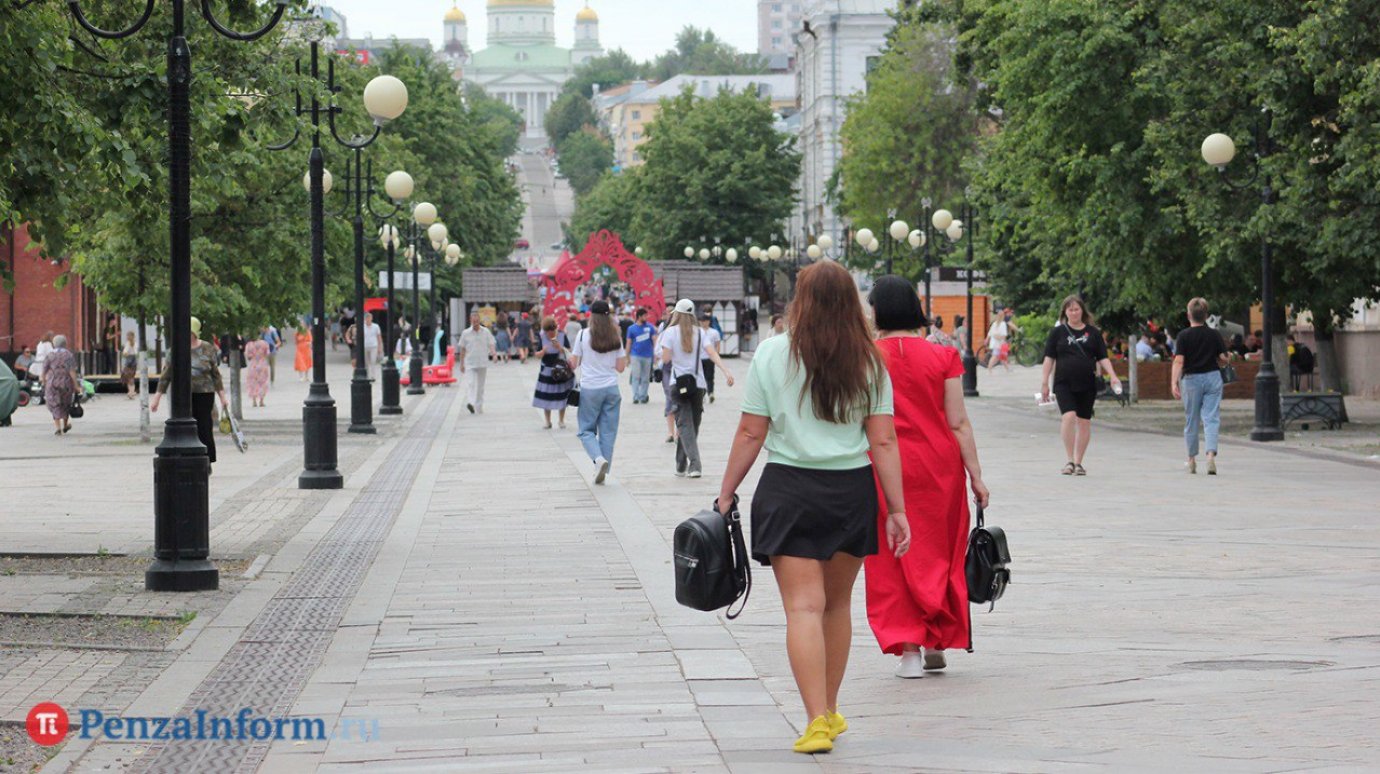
[717,261,909,755]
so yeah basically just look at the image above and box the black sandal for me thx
[1074,464,1087,476]
[1061,462,1076,475]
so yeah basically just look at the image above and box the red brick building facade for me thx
[1,223,104,370]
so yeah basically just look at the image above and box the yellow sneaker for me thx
[793,716,834,754]
[826,710,848,740]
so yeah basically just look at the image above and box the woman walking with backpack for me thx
[864,276,990,678]
[658,299,734,478]
[1039,296,1121,475]
[717,262,910,754]
[570,301,627,484]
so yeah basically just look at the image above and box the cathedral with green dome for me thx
[444,1,603,139]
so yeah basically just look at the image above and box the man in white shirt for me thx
[457,312,496,414]
[361,314,383,382]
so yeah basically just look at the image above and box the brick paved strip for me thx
[128,390,456,774]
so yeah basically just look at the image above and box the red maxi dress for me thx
[865,336,971,654]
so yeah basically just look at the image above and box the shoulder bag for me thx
[965,503,1011,612]
[565,331,582,406]
[674,328,703,399]
[674,496,752,619]
[1065,324,1108,392]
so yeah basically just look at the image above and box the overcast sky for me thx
[325,0,759,61]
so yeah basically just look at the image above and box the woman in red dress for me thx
[865,276,990,678]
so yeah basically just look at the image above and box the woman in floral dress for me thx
[244,338,271,407]
[43,335,79,435]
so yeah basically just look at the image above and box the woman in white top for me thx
[985,310,1017,372]
[570,301,628,484]
[32,331,55,383]
[658,298,734,477]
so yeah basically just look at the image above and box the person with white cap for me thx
[152,316,229,467]
[657,298,734,477]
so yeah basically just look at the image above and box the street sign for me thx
[935,266,988,283]
[378,272,432,291]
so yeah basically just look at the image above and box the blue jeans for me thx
[577,385,622,465]
[1181,371,1223,457]
[629,356,653,402]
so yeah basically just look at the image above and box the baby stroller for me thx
[0,359,17,426]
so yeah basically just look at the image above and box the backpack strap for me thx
[717,495,752,620]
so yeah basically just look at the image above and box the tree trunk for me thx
[1315,320,1344,394]
[138,349,150,444]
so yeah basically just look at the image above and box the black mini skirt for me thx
[750,463,879,566]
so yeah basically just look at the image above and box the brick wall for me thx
[1,224,99,362]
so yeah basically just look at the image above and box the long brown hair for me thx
[670,310,698,353]
[587,309,621,353]
[1059,295,1096,327]
[787,261,886,424]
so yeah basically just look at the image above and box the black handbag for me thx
[566,385,580,407]
[965,504,1010,611]
[674,496,752,619]
[1220,364,1237,385]
[674,328,703,399]
[68,400,84,419]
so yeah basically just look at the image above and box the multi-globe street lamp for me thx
[1201,109,1285,442]
[269,37,408,489]
[377,220,405,415]
[66,0,289,592]
[407,202,438,393]
[339,158,413,434]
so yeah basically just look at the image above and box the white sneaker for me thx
[923,649,947,671]
[674,468,687,478]
[594,458,609,485]
[687,470,702,479]
[895,651,925,679]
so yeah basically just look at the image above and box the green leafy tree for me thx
[377,45,522,268]
[546,92,599,148]
[648,27,767,81]
[836,19,981,277]
[632,87,799,262]
[562,49,648,99]
[568,169,641,252]
[556,128,613,197]
[464,83,523,159]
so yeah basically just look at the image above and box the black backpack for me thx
[965,504,1011,611]
[674,497,751,619]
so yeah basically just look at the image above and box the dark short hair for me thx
[868,275,929,332]
[635,307,647,318]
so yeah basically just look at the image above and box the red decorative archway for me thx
[541,230,666,326]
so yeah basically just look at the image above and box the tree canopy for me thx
[0,4,519,335]
[835,17,981,278]
[568,87,799,260]
[556,129,614,197]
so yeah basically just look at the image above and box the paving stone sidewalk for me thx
[26,356,1380,772]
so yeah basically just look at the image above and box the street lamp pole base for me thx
[300,383,344,489]
[145,559,218,592]
[962,351,980,398]
[407,353,425,395]
[148,417,218,592]
[1250,361,1285,442]
[348,374,376,434]
[379,362,403,415]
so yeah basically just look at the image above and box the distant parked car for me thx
[514,239,531,250]
[550,242,565,251]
